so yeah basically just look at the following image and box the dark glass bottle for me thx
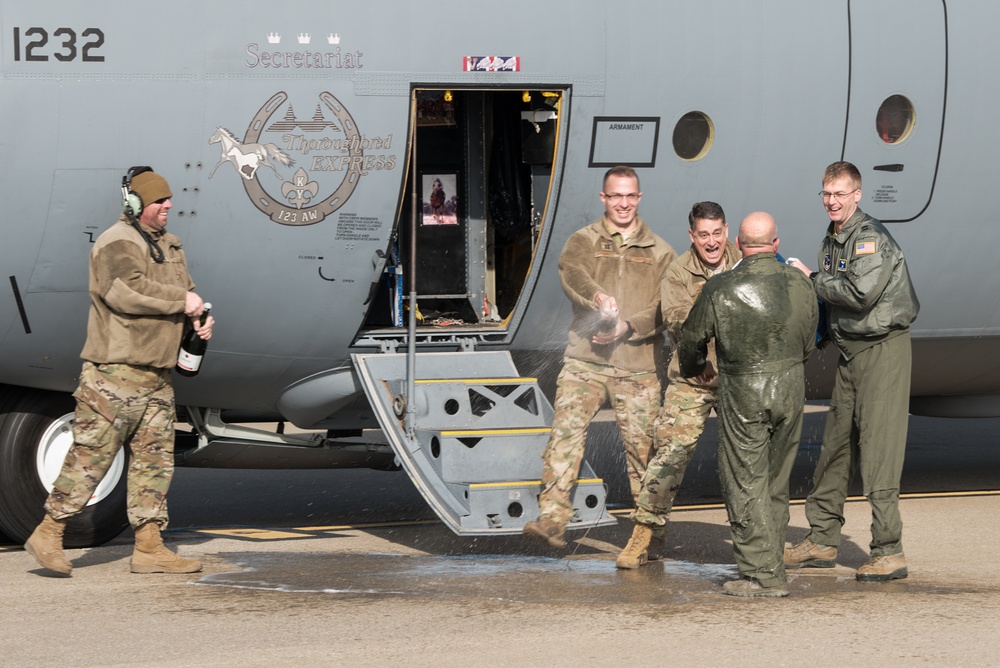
[176,303,211,377]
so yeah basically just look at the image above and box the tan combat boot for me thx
[784,539,837,568]
[616,523,653,569]
[647,532,665,561]
[856,553,908,582]
[130,522,202,574]
[522,518,567,549]
[24,514,72,576]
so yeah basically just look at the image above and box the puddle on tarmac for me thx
[195,553,741,604]
[193,552,987,605]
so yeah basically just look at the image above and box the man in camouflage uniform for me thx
[617,202,741,569]
[523,165,675,549]
[679,212,817,597]
[786,161,919,581]
[25,167,214,577]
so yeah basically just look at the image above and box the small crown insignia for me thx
[297,33,311,44]
[328,33,341,45]
[267,32,281,44]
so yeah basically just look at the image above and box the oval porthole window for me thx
[876,95,915,144]
[672,111,714,161]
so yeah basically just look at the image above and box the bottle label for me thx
[176,349,202,372]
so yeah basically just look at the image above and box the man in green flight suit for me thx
[786,161,919,581]
[679,212,817,597]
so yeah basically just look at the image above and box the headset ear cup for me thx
[124,191,143,218]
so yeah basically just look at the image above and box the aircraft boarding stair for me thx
[353,351,617,535]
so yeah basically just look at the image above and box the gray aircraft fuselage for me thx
[1,0,997,544]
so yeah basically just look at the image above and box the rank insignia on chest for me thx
[856,240,877,255]
[823,255,832,271]
[837,258,848,272]
[601,241,614,252]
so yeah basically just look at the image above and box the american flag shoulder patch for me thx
[855,240,877,255]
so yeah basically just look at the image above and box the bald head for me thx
[737,212,778,256]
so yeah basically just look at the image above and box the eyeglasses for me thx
[603,192,640,204]
[818,189,858,201]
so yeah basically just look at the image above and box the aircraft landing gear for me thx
[0,386,128,547]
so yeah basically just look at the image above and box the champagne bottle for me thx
[176,303,211,377]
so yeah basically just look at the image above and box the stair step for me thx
[415,427,550,482]
[467,477,603,489]
[460,475,612,531]
[416,377,538,384]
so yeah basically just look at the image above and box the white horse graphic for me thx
[208,127,294,180]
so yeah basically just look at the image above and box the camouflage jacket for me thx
[661,240,741,386]
[80,215,194,369]
[558,215,675,373]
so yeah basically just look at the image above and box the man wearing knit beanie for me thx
[125,167,174,232]
[24,167,215,577]
[130,171,173,213]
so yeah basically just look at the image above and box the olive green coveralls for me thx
[679,253,818,586]
[804,209,919,557]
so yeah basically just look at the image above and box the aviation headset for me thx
[121,165,153,218]
[121,165,166,263]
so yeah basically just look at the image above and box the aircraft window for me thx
[672,111,714,161]
[876,95,915,144]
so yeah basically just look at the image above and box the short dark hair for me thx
[603,165,639,191]
[823,161,862,189]
[688,201,726,229]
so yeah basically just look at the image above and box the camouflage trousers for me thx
[537,358,660,526]
[45,362,176,529]
[632,381,717,529]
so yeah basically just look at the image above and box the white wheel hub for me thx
[35,413,126,506]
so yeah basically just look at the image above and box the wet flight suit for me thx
[679,253,818,587]
[803,209,919,557]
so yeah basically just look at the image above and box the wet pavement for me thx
[186,509,990,609]
[4,411,1000,666]
[196,548,982,607]
[5,497,1000,666]
[197,551,738,604]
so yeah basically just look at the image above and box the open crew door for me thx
[353,351,616,535]
[362,87,561,336]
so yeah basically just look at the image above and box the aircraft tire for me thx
[0,386,128,548]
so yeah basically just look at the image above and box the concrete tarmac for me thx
[3,496,1000,666]
[3,411,1000,666]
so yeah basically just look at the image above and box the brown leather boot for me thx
[856,553,908,582]
[522,518,567,549]
[130,522,202,574]
[24,514,72,576]
[616,523,653,569]
[784,539,837,568]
